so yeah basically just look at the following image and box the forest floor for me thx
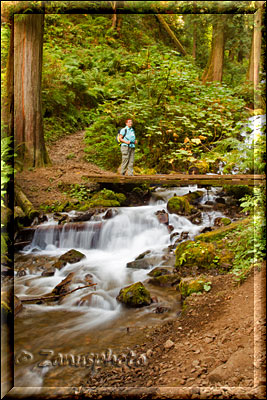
[14,131,266,399]
[15,130,118,209]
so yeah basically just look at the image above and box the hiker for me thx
[119,119,137,176]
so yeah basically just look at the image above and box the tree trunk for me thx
[14,14,50,168]
[202,16,227,83]
[156,14,187,56]
[246,2,264,107]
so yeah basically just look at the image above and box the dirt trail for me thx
[15,131,117,208]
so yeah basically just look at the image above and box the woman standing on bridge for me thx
[119,119,137,176]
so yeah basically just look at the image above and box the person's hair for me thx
[125,119,132,124]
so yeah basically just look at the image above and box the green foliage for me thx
[1,136,13,209]
[41,13,261,173]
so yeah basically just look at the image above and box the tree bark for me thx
[246,1,264,107]
[14,14,50,168]
[156,14,187,56]
[202,16,227,83]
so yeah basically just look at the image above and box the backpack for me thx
[116,128,127,145]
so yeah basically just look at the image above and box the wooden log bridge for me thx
[86,174,265,187]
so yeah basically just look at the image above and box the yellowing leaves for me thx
[199,135,207,141]
[191,138,201,145]
[184,137,190,143]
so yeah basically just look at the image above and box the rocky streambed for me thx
[5,184,253,389]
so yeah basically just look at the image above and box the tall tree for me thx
[202,15,228,83]
[14,13,50,168]
[246,1,265,106]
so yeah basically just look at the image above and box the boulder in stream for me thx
[126,259,151,270]
[155,210,169,225]
[148,267,171,278]
[147,274,180,288]
[52,249,86,270]
[117,282,151,308]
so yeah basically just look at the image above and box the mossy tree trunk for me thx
[14,14,50,168]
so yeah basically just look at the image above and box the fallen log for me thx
[19,283,97,304]
[14,184,39,220]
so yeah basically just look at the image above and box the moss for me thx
[221,217,231,226]
[167,196,192,215]
[194,160,209,174]
[183,190,204,203]
[179,277,209,298]
[148,274,180,287]
[175,240,216,269]
[148,267,171,277]
[195,218,251,243]
[87,189,126,207]
[117,282,151,307]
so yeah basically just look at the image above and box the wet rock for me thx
[155,306,170,314]
[167,196,193,216]
[170,232,179,241]
[155,210,169,225]
[148,274,180,288]
[215,197,226,204]
[187,210,202,225]
[78,293,94,306]
[126,259,150,270]
[148,267,171,278]
[103,208,119,220]
[199,227,213,234]
[168,224,174,233]
[52,272,75,296]
[70,211,95,222]
[135,250,151,260]
[17,269,27,277]
[52,249,86,270]
[214,217,231,226]
[41,268,55,277]
[116,282,151,308]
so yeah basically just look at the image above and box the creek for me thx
[14,185,230,387]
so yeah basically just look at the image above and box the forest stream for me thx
[13,185,233,388]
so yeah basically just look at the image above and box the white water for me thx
[17,186,224,325]
[15,186,228,387]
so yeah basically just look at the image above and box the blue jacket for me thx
[120,126,136,148]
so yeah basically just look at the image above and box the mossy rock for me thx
[167,196,192,215]
[53,249,86,270]
[87,189,126,207]
[179,277,210,298]
[183,191,204,204]
[116,282,151,308]
[147,267,171,278]
[148,273,180,287]
[175,240,216,269]
[195,218,250,243]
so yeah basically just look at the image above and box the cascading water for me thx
[14,185,226,387]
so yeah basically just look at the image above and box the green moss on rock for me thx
[167,196,192,215]
[116,282,151,307]
[147,267,171,278]
[148,273,180,287]
[179,277,209,298]
[175,240,216,269]
[195,218,250,243]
